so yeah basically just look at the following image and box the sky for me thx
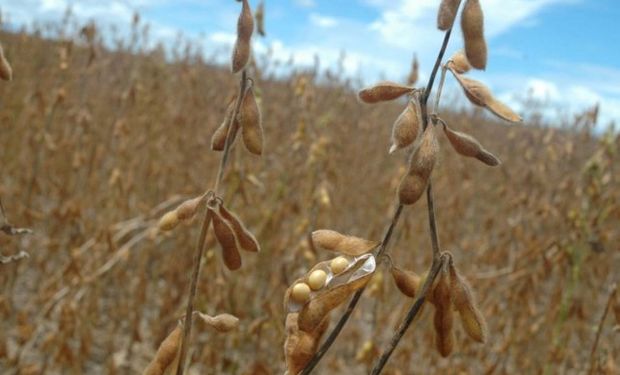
[2,0,619,127]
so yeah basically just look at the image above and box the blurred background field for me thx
[0,9,619,375]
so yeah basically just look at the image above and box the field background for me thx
[0,14,619,375]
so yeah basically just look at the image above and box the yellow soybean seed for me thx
[330,257,349,274]
[292,283,311,303]
[308,270,327,290]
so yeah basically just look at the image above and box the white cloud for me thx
[309,13,338,28]
[294,0,315,8]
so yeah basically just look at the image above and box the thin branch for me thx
[175,70,248,375]
[370,25,455,375]
[588,283,617,375]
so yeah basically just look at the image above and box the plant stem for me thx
[175,70,248,375]
[370,26,454,375]
[588,283,617,375]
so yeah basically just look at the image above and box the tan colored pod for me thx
[486,97,523,123]
[408,125,439,179]
[437,0,460,31]
[197,312,240,333]
[398,173,427,206]
[218,204,260,252]
[389,101,421,154]
[358,81,414,104]
[255,1,266,37]
[432,262,454,357]
[311,229,378,255]
[212,96,239,151]
[0,44,12,81]
[390,266,421,298]
[232,38,251,74]
[452,73,522,122]
[284,314,329,375]
[210,208,242,271]
[461,0,487,70]
[448,262,488,343]
[175,196,204,221]
[158,211,179,232]
[237,0,254,42]
[142,324,181,375]
[448,49,472,74]
[239,86,264,155]
[442,123,501,166]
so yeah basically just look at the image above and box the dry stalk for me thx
[588,283,617,375]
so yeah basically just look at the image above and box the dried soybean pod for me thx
[255,1,266,37]
[390,266,421,298]
[432,262,454,357]
[408,124,439,179]
[175,196,204,221]
[448,49,472,74]
[389,101,420,154]
[398,174,427,206]
[0,44,12,81]
[448,261,488,343]
[218,204,260,252]
[197,313,240,333]
[452,72,522,122]
[142,324,182,375]
[212,95,239,151]
[358,81,414,104]
[461,0,487,70]
[437,0,460,31]
[158,211,180,232]
[486,97,522,123]
[231,0,254,73]
[239,85,264,155]
[211,208,242,271]
[311,229,378,255]
[442,123,500,166]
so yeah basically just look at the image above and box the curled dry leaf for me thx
[196,312,240,333]
[358,81,414,104]
[212,95,239,151]
[441,123,501,166]
[311,229,378,256]
[389,100,421,154]
[239,85,264,155]
[448,49,472,74]
[461,0,487,70]
[448,261,488,343]
[0,44,12,81]
[437,0,461,31]
[451,72,522,122]
[142,324,182,375]
[398,125,439,205]
[210,207,242,271]
[232,0,254,73]
[390,266,421,298]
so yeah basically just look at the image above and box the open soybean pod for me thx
[210,206,242,271]
[358,81,414,104]
[448,261,488,343]
[239,84,264,155]
[297,254,376,333]
[461,0,487,70]
[232,0,254,73]
[218,204,260,252]
[441,123,501,166]
[311,229,378,256]
[284,312,330,375]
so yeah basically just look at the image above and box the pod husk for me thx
[448,262,488,343]
[239,86,264,155]
[442,123,501,166]
[390,101,421,154]
[311,229,378,256]
[461,0,487,70]
[218,204,260,252]
[358,81,414,104]
[391,266,421,298]
[437,0,460,31]
[142,324,182,375]
[211,208,242,271]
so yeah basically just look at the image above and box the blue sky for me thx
[2,0,619,126]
